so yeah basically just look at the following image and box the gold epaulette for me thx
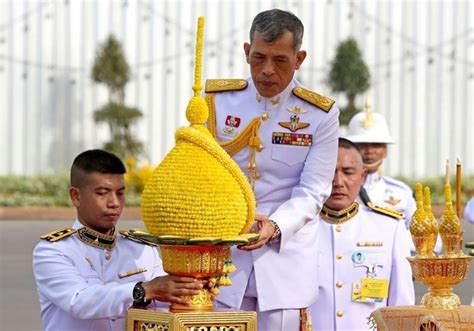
[40,228,76,242]
[119,230,158,247]
[205,79,248,93]
[292,87,335,112]
[367,202,403,220]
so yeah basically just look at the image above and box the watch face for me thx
[133,283,145,302]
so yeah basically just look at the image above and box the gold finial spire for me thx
[410,183,432,257]
[410,183,431,236]
[360,96,375,129]
[186,16,209,127]
[423,187,438,233]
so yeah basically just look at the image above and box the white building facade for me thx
[0,0,473,177]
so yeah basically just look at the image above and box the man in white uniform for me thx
[310,138,415,330]
[345,98,416,229]
[205,9,339,331]
[33,149,202,331]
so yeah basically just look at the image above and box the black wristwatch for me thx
[132,282,150,307]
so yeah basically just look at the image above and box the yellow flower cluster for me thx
[141,16,255,240]
[124,157,154,194]
[141,126,255,238]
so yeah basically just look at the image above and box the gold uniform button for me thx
[336,225,342,232]
[336,282,343,288]
[257,144,264,152]
[261,112,269,120]
[336,311,344,318]
[105,252,112,260]
[336,253,343,260]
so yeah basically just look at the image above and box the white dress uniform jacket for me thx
[310,204,415,331]
[463,197,474,224]
[363,172,416,229]
[206,78,340,311]
[33,220,166,331]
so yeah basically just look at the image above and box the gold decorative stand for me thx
[127,244,257,330]
[407,255,472,309]
[127,308,256,331]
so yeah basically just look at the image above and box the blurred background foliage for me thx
[1,173,473,207]
[0,158,154,207]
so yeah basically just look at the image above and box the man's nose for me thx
[333,172,343,186]
[108,194,120,207]
[262,60,275,76]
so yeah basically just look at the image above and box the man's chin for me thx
[325,199,351,211]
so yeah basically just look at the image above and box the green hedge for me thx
[0,175,142,207]
[1,175,473,207]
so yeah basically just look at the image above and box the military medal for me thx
[272,132,312,146]
[279,114,310,132]
[287,105,308,115]
[225,115,241,128]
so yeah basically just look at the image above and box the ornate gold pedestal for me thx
[408,256,473,309]
[127,307,257,331]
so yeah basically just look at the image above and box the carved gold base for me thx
[170,288,213,311]
[420,288,461,309]
[408,256,473,310]
[127,307,257,331]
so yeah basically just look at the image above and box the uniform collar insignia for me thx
[278,114,310,132]
[253,80,294,110]
[78,227,116,250]
[320,202,359,224]
[287,106,307,115]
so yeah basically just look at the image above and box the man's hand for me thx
[238,214,276,251]
[142,275,203,305]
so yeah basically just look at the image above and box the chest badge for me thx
[352,251,366,264]
[384,196,401,206]
[225,115,241,128]
[287,106,308,115]
[384,190,401,206]
[279,114,310,132]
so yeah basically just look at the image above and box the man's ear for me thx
[295,50,307,70]
[69,187,81,208]
[243,42,251,64]
[361,167,367,183]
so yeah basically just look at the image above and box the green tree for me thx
[328,38,370,125]
[91,34,143,159]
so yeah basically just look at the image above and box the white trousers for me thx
[218,268,301,331]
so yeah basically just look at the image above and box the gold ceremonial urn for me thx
[408,255,472,309]
[408,182,473,310]
[160,244,230,311]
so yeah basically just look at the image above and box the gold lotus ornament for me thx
[408,178,473,310]
[410,183,432,258]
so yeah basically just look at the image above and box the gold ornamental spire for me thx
[140,17,256,239]
[410,183,431,236]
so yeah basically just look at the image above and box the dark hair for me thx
[338,137,361,153]
[70,149,126,187]
[249,9,304,50]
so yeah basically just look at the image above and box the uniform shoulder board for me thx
[119,230,158,247]
[367,202,403,220]
[292,87,335,112]
[205,79,248,93]
[40,227,76,242]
